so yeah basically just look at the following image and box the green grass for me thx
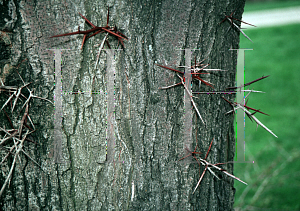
[244,0,300,13]
[233,24,300,210]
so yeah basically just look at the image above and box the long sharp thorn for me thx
[159,82,182,90]
[193,166,208,194]
[208,159,248,185]
[177,74,206,126]
[106,7,109,27]
[221,168,248,185]
[226,86,238,89]
[155,64,184,75]
[50,30,85,38]
[251,110,261,118]
[231,17,257,27]
[20,95,31,112]
[81,34,87,49]
[27,114,35,130]
[237,104,277,138]
[101,27,128,40]
[245,98,249,106]
[236,24,253,42]
[94,33,108,70]
[207,167,220,180]
[32,95,53,105]
[118,31,128,39]
[87,29,104,39]
[244,75,270,87]
[221,96,234,106]
[229,9,237,17]
[246,112,254,122]
[0,152,17,197]
[79,12,96,28]
[21,149,45,172]
[205,138,214,159]
[119,38,125,48]
[244,104,269,116]
[244,89,252,101]
[105,40,111,49]
[191,73,210,75]
[191,97,206,127]
[12,90,20,112]
[178,154,191,161]
[0,131,28,198]
[227,17,253,42]
[19,104,29,137]
[0,94,14,112]
[224,170,247,185]
[193,75,214,88]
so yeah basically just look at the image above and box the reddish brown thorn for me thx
[185,145,202,157]
[243,104,269,116]
[219,16,227,24]
[226,86,238,89]
[205,138,214,160]
[87,29,104,39]
[193,75,214,88]
[81,34,87,49]
[156,63,213,88]
[220,8,256,28]
[244,75,270,87]
[178,153,191,161]
[221,9,237,25]
[117,31,128,40]
[119,38,125,48]
[179,145,201,164]
[79,12,96,28]
[221,96,233,106]
[50,30,87,38]
[155,64,184,75]
[245,98,249,106]
[105,40,111,49]
[101,27,128,40]
[24,122,34,131]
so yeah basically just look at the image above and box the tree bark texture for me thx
[0,0,245,210]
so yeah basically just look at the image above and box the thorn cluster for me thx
[179,139,247,194]
[50,8,128,49]
[156,57,226,126]
[222,75,277,138]
[220,9,256,42]
[0,70,53,198]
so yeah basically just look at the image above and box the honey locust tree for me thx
[0,0,246,210]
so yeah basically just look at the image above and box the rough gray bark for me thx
[0,0,245,210]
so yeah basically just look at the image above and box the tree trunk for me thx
[0,0,245,210]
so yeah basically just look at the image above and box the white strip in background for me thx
[242,6,300,28]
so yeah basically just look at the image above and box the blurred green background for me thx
[233,0,300,210]
[244,0,300,12]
